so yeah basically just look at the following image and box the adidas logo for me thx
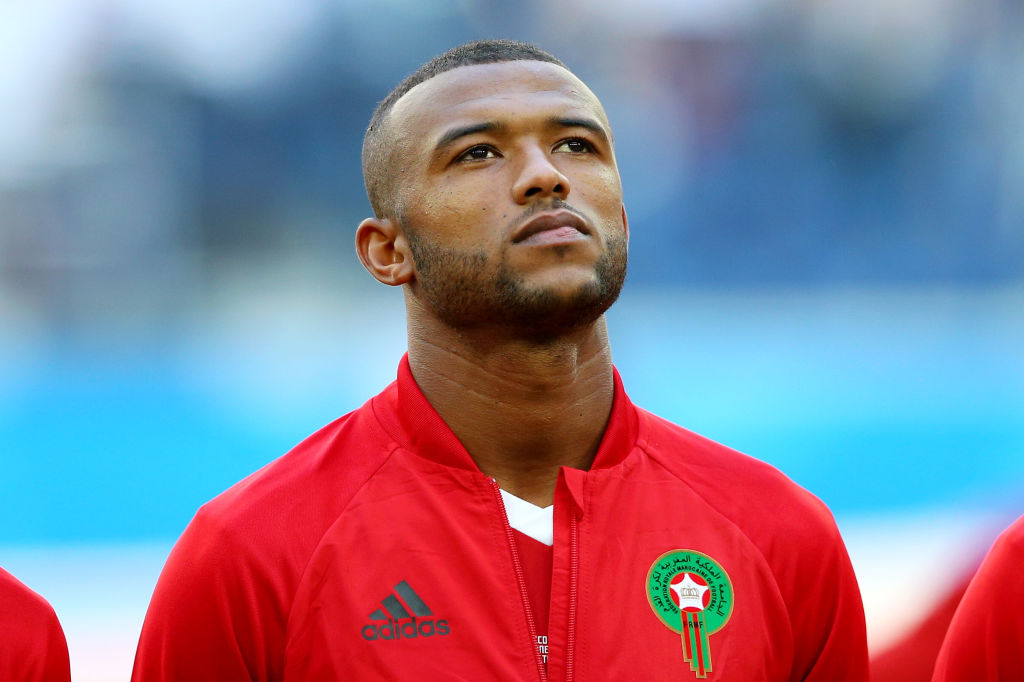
[361,580,450,641]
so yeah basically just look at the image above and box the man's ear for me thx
[355,216,415,286]
[621,204,630,242]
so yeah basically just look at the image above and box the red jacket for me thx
[932,514,1024,681]
[0,567,70,682]
[133,357,867,681]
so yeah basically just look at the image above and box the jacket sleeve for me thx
[131,508,289,682]
[931,514,1024,681]
[781,504,869,682]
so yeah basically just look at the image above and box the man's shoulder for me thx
[637,408,814,500]
[0,567,58,627]
[984,513,1024,575]
[636,408,840,546]
[192,391,398,548]
[0,567,69,680]
[997,513,1024,549]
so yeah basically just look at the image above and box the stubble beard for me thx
[405,226,628,339]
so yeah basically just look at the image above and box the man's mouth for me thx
[511,209,591,245]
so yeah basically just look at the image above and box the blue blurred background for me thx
[1,0,1022,679]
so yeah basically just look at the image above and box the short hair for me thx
[361,40,568,219]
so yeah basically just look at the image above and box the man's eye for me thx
[554,138,594,153]
[458,146,497,161]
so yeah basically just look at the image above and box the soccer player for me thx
[931,514,1024,680]
[132,40,868,680]
[0,566,71,682]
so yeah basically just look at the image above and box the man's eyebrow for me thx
[551,116,610,142]
[434,122,505,152]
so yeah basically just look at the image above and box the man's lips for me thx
[511,209,592,244]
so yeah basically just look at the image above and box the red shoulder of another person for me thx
[0,567,58,628]
[931,513,1024,682]
[994,513,1024,554]
[0,567,70,682]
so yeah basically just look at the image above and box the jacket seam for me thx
[282,438,405,641]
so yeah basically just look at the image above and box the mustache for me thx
[505,199,587,235]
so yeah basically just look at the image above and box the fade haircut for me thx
[361,39,568,219]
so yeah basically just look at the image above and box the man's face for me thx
[386,60,628,336]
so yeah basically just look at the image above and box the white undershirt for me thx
[499,489,554,546]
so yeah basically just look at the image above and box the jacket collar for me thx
[375,354,639,473]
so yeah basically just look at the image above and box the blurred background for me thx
[1,0,1022,679]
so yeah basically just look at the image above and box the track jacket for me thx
[132,356,868,681]
[0,566,71,682]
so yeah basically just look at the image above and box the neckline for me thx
[380,353,640,473]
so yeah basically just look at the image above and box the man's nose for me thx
[511,147,571,203]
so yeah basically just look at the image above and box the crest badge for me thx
[646,550,734,678]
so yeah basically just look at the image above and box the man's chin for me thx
[492,281,620,336]
[412,241,626,337]
[490,256,625,335]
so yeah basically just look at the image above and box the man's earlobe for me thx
[355,217,415,286]
[621,205,630,241]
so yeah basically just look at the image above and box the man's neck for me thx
[406,315,616,508]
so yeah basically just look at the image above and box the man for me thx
[133,40,868,680]
[0,566,71,681]
[931,514,1024,680]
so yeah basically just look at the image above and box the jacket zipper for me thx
[565,512,579,682]
[491,480,547,682]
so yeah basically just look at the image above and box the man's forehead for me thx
[389,60,609,134]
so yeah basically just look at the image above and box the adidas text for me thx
[361,619,450,640]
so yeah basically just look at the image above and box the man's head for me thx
[363,40,568,220]
[356,40,628,338]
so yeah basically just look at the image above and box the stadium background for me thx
[1,0,1022,679]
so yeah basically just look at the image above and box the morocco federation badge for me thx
[646,550,734,679]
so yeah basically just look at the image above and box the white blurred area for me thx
[2,0,1022,680]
